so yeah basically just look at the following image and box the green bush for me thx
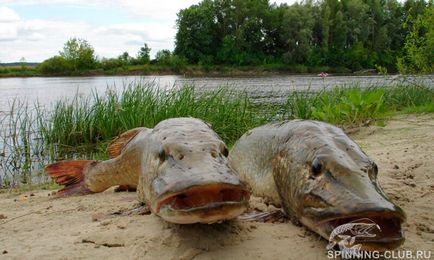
[100,58,124,71]
[311,88,385,125]
[38,56,73,75]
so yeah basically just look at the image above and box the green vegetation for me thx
[285,88,386,126]
[1,81,432,188]
[1,0,432,78]
[45,84,262,147]
[397,7,434,73]
[0,65,39,77]
[59,38,97,71]
[284,84,434,126]
[39,56,72,75]
[175,0,433,73]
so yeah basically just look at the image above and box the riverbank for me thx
[1,113,433,259]
[0,64,381,78]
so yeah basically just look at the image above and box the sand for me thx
[0,114,433,260]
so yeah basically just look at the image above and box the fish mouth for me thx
[318,211,405,251]
[155,184,250,224]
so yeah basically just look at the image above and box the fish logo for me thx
[327,218,381,253]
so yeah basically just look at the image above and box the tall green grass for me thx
[0,82,432,188]
[0,100,51,187]
[284,84,434,126]
[45,83,269,147]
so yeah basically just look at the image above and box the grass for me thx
[0,81,433,189]
[0,100,51,188]
[283,84,434,127]
[0,66,39,77]
[44,83,269,147]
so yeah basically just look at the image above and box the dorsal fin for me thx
[107,127,146,158]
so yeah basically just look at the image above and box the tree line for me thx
[37,38,186,75]
[174,0,433,73]
[26,0,433,75]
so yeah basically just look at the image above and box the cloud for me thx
[0,0,200,20]
[0,6,20,22]
[0,26,17,41]
[0,1,193,62]
[0,8,91,61]
[0,7,20,41]
[117,0,200,19]
[88,22,176,59]
[0,0,296,62]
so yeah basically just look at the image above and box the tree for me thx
[320,3,331,48]
[171,0,430,72]
[118,51,131,66]
[19,57,26,70]
[137,43,151,64]
[59,38,96,71]
[154,49,187,72]
[343,0,370,46]
[155,50,172,65]
[397,6,433,73]
[175,0,219,64]
[281,3,315,64]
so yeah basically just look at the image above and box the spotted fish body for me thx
[46,118,250,224]
[229,120,405,251]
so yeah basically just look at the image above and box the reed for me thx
[44,82,268,147]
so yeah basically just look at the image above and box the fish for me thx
[229,120,406,251]
[45,118,250,224]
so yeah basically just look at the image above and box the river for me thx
[1,74,432,113]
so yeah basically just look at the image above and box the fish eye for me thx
[211,151,218,158]
[311,159,322,177]
[158,149,166,162]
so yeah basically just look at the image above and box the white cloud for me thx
[0,12,176,62]
[0,0,200,20]
[117,0,200,19]
[0,0,297,62]
[0,7,19,41]
[0,1,192,62]
[89,22,176,59]
[0,25,17,41]
[0,11,91,61]
[0,6,20,22]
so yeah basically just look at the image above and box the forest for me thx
[175,0,433,73]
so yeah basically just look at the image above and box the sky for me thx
[0,0,295,63]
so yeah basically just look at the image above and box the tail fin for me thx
[45,160,97,197]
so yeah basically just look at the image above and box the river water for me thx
[1,74,432,113]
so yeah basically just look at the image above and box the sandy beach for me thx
[1,114,433,260]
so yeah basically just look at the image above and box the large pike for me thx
[230,120,405,251]
[45,118,250,224]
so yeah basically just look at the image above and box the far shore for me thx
[0,65,386,79]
